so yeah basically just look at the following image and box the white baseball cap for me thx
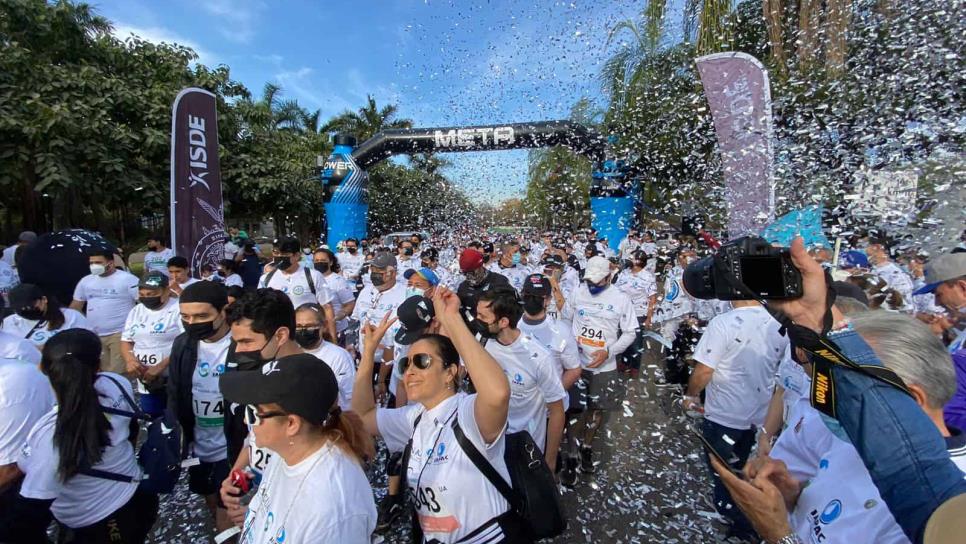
[584,256,611,284]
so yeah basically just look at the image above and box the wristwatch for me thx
[775,534,803,544]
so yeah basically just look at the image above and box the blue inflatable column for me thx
[590,160,636,252]
[320,135,368,246]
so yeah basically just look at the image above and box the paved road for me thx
[148,352,742,543]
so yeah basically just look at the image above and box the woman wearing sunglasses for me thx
[353,287,524,543]
[219,353,376,542]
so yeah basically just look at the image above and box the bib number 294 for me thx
[579,326,605,348]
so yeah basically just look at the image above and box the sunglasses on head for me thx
[399,353,455,374]
[243,404,287,426]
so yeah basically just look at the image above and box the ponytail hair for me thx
[312,409,375,464]
[40,329,110,481]
[43,293,67,330]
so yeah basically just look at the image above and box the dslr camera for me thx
[683,236,802,300]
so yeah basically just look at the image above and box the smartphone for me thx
[690,427,742,477]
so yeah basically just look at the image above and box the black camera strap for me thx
[712,255,910,419]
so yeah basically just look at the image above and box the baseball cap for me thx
[914,253,966,295]
[394,296,436,345]
[482,242,494,254]
[8,283,44,312]
[371,252,397,269]
[403,267,440,286]
[139,272,169,289]
[522,274,551,297]
[832,280,869,306]
[459,248,484,273]
[839,250,869,270]
[420,247,439,261]
[18,231,37,243]
[584,256,611,283]
[541,254,564,267]
[219,353,339,424]
[273,236,300,254]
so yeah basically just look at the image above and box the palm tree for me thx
[321,95,413,141]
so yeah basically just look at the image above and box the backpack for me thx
[81,375,183,494]
[264,266,316,295]
[400,410,566,541]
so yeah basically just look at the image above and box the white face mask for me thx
[89,263,107,276]
[406,286,425,299]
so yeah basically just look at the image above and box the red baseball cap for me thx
[459,248,484,273]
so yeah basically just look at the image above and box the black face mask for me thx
[183,319,219,341]
[472,318,498,339]
[403,247,414,256]
[17,308,44,321]
[421,261,432,269]
[273,256,291,269]
[522,296,545,316]
[139,296,164,310]
[233,336,279,370]
[314,262,330,274]
[347,247,358,254]
[293,328,322,349]
[370,272,386,287]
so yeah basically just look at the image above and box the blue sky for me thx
[94,0,659,203]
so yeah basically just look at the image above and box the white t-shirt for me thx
[484,332,565,448]
[323,272,356,333]
[224,240,241,260]
[0,358,55,466]
[518,316,579,410]
[491,263,529,292]
[240,442,376,544]
[121,298,183,391]
[259,265,333,308]
[72,270,139,335]
[339,251,365,281]
[397,256,423,280]
[874,262,915,312]
[2,308,91,348]
[693,305,788,430]
[0,260,19,306]
[224,273,244,288]
[616,268,658,317]
[351,282,407,353]
[563,283,639,373]
[192,333,232,462]
[377,393,511,544]
[777,346,810,426]
[143,248,175,276]
[19,373,140,528]
[304,341,356,411]
[655,266,694,322]
[0,330,42,365]
[1,245,15,267]
[772,399,910,544]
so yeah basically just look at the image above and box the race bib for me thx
[134,346,166,367]
[192,395,225,427]
[410,485,461,534]
[578,325,607,349]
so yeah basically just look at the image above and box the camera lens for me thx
[683,255,716,300]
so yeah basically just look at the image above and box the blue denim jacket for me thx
[827,329,966,543]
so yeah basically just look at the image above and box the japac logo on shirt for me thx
[270,527,286,543]
[292,285,305,296]
[152,321,166,334]
[197,361,225,378]
[512,372,525,386]
[427,442,449,465]
[808,499,842,542]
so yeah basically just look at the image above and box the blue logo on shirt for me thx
[820,499,842,524]
[152,322,165,333]
[819,458,829,470]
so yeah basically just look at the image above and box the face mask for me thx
[482,255,491,263]
[314,262,330,274]
[406,286,425,299]
[421,261,432,269]
[293,328,322,349]
[90,263,107,276]
[139,296,164,310]
[183,319,218,341]
[467,268,487,286]
[233,336,279,370]
[370,272,386,287]
[17,308,44,321]
[522,296,545,316]
[473,318,497,339]
[403,247,414,256]
[147,244,158,251]
[511,253,521,265]
[347,247,358,254]
[273,256,290,269]
[587,280,608,296]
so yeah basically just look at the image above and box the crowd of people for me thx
[0,224,964,544]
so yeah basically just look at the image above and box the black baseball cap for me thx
[541,254,564,267]
[273,236,301,254]
[8,283,44,312]
[522,274,551,297]
[420,247,439,261]
[482,242,494,253]
[139,272,169,289]
[394,296,435,345]
[219,353,339,424]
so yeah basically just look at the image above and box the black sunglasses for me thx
[243,404,287,426]
[398,353,455,374]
